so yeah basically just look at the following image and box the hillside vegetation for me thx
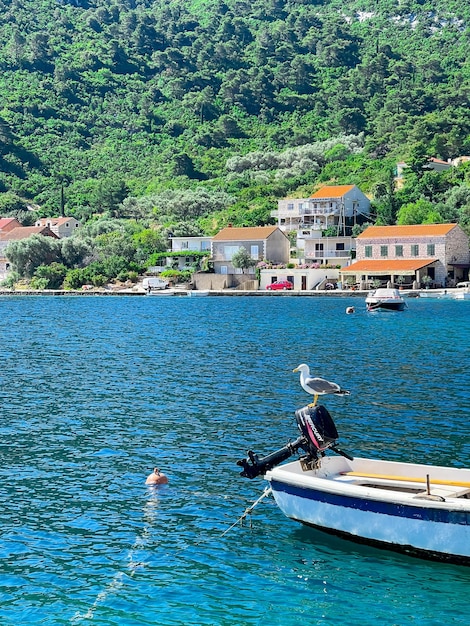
[1,0,470,237]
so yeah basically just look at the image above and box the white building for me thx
[35,217,80,238]
[272,185,370,238]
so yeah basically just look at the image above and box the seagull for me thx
[293,364,350,407]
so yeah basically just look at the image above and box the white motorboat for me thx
[365,288,406,311]
[453,288,470,300]
[238,404,470,564]
[187,289,210,297]
[418,290,453,299]
[146,289,175,296]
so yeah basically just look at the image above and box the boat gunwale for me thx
[265,458,470,511]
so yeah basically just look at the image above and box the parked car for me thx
[456,281,470,288]
[266,280,294,291]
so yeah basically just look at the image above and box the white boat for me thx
[187,289,210,297]
[418,290,453,300]
[453,289,470,300]
[146,289,175,296]
[365,288,406,311]
[238,404,470,564]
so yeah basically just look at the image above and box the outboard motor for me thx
[237,404,352,479]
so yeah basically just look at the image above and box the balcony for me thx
[306,250,352,259]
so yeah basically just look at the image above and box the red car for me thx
[266,280,294,290]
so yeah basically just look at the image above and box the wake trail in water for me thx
[69,488,161,624]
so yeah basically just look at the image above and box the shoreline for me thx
[0,288,463,298]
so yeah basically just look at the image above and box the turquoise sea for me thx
[0,295,469,625]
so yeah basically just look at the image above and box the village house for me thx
[272,185,370,237]
[0,226,59,280]
[340,223,470,289]
[168,235,212,270]
[394,157,470,189]
[0,217,22,233]
[170,235,211,253]
[188,226,290,290]
[211,226,290,276]
[35,217,80,238]
[272,185,370,266]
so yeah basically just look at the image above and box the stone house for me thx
[35,217,80,238]
[211,226,289,275]
[340,223,470,288]
[0,217,22,233]
[0,226,59,280]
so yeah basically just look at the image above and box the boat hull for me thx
[187,290,210,297]
[453,291,470,300]
[366,301,406,311]
[266,457,470,564]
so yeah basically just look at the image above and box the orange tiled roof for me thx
[36,217,76,226]
[0,217,19,229]
[357,224,457,239]
[310,185,356,199]
[340,259,435,273]
[212,226,280,241]
[0,226,58,241]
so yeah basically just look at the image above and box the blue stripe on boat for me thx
[270,480,470,525]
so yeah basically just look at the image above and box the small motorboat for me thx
[453,288,470,300]
[418,290,453,300]
[365,288,406,311]
[187,289,210,297]
[146,289,175,296]
[238,403,470,564]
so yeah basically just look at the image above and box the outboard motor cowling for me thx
[295,405,339,455]
[237,404,351,479]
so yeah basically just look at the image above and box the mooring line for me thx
[70,486,272,622]
[221,487,273,537]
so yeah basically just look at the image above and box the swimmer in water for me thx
[145,468,169,485]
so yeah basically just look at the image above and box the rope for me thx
[220,487,273,536]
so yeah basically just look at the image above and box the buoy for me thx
[346,306,355,314]
[145,468,169,485]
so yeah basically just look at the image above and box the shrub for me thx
[30,277,49,290]
[33,263,68,289]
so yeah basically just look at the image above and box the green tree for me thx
[33,263,68,289]
[396,199,443,225]
[6,235,62,278]
[231,247,256,273]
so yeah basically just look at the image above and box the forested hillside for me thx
[1,0,470,235]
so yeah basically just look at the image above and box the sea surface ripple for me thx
[0,295,468,625]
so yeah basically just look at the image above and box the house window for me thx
[411,245,419,256]
[395,245,403,257]
[365,246,372,258]
[201,241,210,251]
[427,244,435,256]
[224,245,240,260]
[380,246,388,257]
[287,203,294,210]
[250,245,259,260]
[336,243,345,251]
[181,241,189,249]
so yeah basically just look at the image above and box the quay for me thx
[0,288,461,298]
